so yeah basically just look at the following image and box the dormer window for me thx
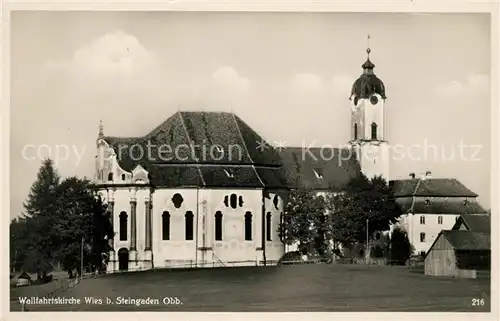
[224,168,234,178]
[313,168,323,179]
[463,199,469,206]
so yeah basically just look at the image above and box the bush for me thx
[278,251,303,265]
[389,228,413,265]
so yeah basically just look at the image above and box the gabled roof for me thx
[426,230,490,259]
[441,230,490,251]
[452,214,491,233]
[390,178,478,198]
[277,147,361,191]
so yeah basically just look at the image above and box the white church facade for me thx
[94,45,486,272]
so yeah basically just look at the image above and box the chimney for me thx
[409,172,416,179]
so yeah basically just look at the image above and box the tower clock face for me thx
[370,95,379,105]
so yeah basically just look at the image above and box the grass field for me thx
[10,264,490,312]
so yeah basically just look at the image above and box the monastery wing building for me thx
[94,45,486,272]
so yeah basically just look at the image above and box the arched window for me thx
[185,211,194,240]
[121,174,126,181]
[354,123,358,140]
[420,215,425,225]
[266,212,272,241]
[119,211,128,241]
[437,216,443,225]
[215,211,223,241]
[420,232,426,242]
[108,173,113,181]
[371,122,378,140]
[162,211,170,240]
[244,212,252,241]
[230,194,237,209]
[279,212,284,242]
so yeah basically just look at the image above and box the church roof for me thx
[100,112,362,190]
[102,111,287,188]
[390,178,478,197]
[350,48,386,100]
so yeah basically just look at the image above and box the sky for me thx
[10,12,491,218]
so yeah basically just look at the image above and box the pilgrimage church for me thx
[94,45,487,272]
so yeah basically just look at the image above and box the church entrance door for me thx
[118,248,129,271]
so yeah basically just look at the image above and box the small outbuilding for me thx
[424,230,490,278]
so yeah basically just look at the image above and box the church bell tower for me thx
[348,36,390,181]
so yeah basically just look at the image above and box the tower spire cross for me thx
[366,34,371,56]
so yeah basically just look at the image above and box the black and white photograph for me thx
[5,4,496,315]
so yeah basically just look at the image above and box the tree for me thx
[10,217,29,272]
[14,159,113,278]
[53,177,113,276]
[389,227,413,265]
[279,188,327,256]
[325,173,403,257]
[22,159,61,279]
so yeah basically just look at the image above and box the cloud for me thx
[42,32,252,115]
[435,73,489,97]
[211,66,250,94]
[48,31,158,79]
[189,66,252,111]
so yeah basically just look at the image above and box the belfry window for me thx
[185,211,194,240]
[420,216,425,225]
[119,211,128,241]
[437,216,443,225]
[108,173,113,181]
[371,123,378,140]
[162,211,170,240]
[420,233,426,242]
[354,123,358,140]
[215,211,223,241]
[244,212,253,241]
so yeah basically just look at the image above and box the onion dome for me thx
[350,47,386,100]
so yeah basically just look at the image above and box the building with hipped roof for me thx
[390,172,487,255]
